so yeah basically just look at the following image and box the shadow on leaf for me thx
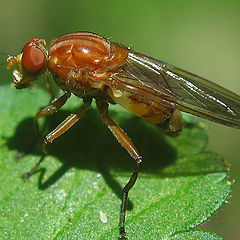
[5,104,229,215]
[6,106,227,188]
[6,108,177,205]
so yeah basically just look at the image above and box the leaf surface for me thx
[0,85,231,239]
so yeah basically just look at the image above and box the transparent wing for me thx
[108,50,240,128]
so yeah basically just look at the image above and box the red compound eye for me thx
[22,38,41,53]
[22,39,46,73]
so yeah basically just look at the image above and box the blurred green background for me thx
[0,0,239,239]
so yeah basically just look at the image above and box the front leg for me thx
[45,75,55,101]
[17,91,71,161]
[23,98,92,179]
[34,91,71,136]
[96,98,142,238]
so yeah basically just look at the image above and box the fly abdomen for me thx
[108,87,183,135]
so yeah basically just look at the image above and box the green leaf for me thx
[168,230,223,240]
[0,84,231,239]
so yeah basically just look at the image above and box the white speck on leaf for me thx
[99,210,108,223]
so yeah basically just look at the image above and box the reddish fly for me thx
[6,32,240,237]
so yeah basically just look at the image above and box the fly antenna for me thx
[0,52,15,69]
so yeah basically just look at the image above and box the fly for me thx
[6,32,240,238]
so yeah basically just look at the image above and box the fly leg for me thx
[96,99,142,238]
[42,98,92,153]
[45,76,55,101]
[17,92,71,161]
[23,98,92,179]
[22,91,71,178]
[34,91,71,137]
